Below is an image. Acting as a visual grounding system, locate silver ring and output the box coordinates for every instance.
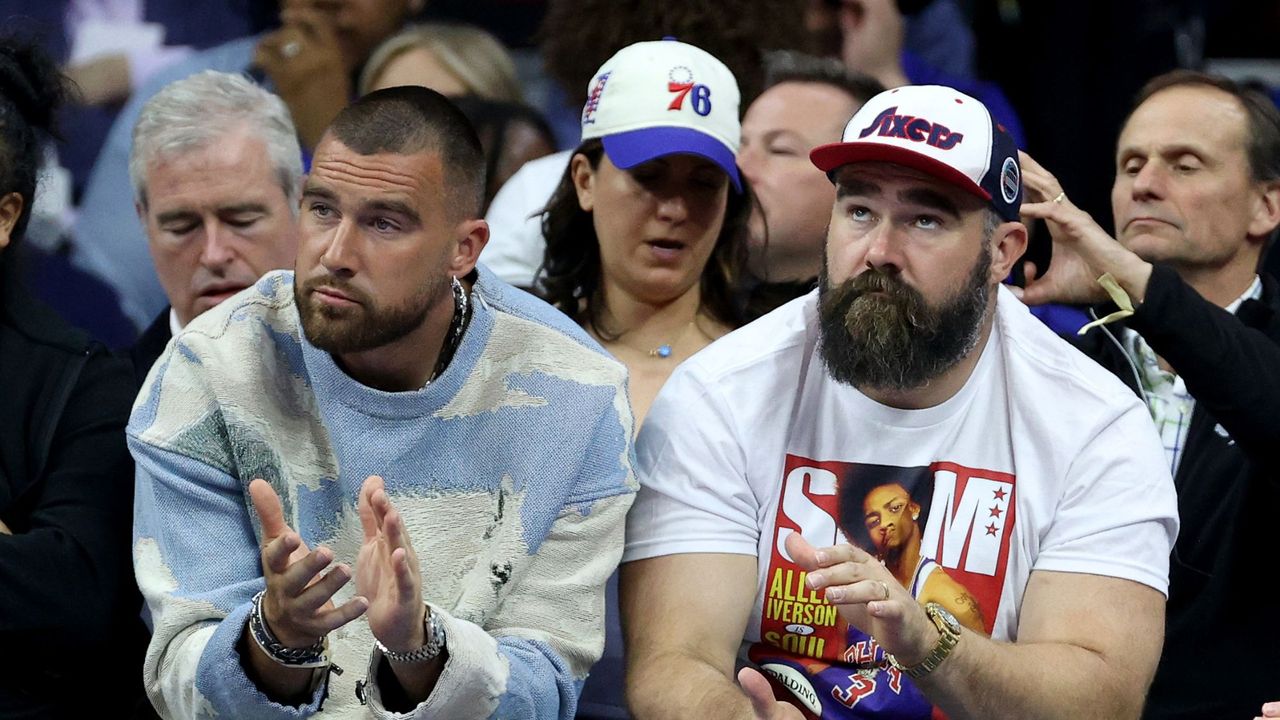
[1052,191,1066,204]
[281,40,302,59]
[877,580,890,600]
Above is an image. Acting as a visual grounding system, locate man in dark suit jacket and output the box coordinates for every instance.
[1015,70,1280,720]
[128,70,301,381]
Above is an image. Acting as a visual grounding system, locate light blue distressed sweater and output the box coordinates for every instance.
[129,267,636,719]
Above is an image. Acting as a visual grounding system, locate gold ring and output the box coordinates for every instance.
[1052,191,1066,204]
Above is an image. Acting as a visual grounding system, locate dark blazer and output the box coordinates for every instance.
[0,275,147,718]
[1071,264,1280,720]
[130,308,173,387]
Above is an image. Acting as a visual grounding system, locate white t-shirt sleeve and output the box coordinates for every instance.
[624,364,762,562]
[481,151,570,288]
[1032,400,1179,596]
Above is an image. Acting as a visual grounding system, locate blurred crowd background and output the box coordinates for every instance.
[1,0,1277,350]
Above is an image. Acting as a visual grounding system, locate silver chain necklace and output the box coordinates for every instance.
[428,276,470,384]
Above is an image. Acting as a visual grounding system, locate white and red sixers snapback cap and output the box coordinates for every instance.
[579,38,742,191]
[810,85,1022,220]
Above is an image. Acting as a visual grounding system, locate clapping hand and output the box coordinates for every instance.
[785,533,939,667]
[249,478,368,649]
[356,475,426,654]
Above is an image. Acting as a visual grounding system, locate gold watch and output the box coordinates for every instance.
[885,602,961,680]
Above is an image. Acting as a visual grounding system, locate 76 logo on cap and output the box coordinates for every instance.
[666,65,712,117]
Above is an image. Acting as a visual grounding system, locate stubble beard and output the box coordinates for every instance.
[817,243,992,392]
[295,273,451,354]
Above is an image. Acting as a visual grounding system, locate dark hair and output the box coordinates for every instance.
[761,50,886,106]
[0,37,69,253]
[835,465,935,554]
[539,139,749,335]
[450,96,556,212]
[539,0,812,108]
[1128,70,1280,186]
[329,85,486,219]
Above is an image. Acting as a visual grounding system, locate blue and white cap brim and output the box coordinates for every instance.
[602,126,742,192]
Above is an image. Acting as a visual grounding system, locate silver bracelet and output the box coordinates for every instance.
[248,590,330,669]
[375,607,447,664]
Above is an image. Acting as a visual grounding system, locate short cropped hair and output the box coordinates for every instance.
[761,50,885,106]
[130,71,302,210]
[1128,70,1280,185]
[328,85,486,219]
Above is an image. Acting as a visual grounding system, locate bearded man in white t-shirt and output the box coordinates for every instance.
[620,85,1180,720]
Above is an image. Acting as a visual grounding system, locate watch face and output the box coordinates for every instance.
[928,603,962,634]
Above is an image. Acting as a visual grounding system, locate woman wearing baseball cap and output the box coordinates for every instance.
[539,38,750,426]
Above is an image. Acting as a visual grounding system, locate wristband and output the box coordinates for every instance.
[1077,272,1135,334]
[248,589,330,669]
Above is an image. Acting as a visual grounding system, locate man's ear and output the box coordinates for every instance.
[0,192,25,252]
[1247,180,1280,240]
[449,218,489,277]
[570,153,596,213]
[988,220,1029,284]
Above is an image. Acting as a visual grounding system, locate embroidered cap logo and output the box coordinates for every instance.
[857,105,964,150]
[582,71,611,126]
[666,65,712,116]
[1000,156,1019,204]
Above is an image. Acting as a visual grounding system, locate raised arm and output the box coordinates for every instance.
[1017,150,1280,464]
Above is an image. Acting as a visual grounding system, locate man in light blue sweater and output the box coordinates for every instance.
[129,86,636,719]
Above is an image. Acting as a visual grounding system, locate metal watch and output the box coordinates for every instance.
[885,602,961,680]
[375,607,447,664]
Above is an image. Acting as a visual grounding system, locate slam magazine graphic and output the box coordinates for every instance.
[748,454,1016,718]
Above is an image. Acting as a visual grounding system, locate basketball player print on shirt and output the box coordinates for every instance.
[749,454,1016,719]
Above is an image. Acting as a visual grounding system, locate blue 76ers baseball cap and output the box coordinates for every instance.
[810,85,1022,220]
[579,38,742,192]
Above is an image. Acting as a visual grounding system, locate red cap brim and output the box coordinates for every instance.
[809,142,992,203]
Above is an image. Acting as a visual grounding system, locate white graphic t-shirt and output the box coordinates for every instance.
[624,288,1178,719]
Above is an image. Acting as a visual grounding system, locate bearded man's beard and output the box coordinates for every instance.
[295,273,450,354]
[817,244,992,391]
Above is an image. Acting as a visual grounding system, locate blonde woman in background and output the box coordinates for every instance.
[359,23,524,102]
[359,23,554,213]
